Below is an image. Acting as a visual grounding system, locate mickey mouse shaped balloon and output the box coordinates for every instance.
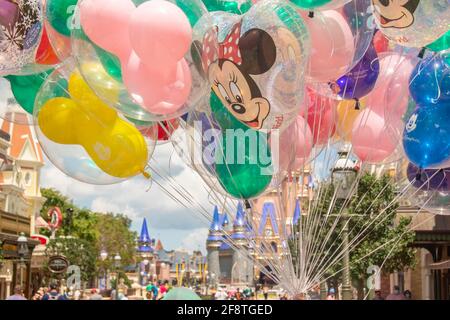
[193,0,310,131]
[372,0,450,48]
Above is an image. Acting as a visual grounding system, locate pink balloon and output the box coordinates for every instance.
[302,10,355,83]
[303,88,337,145]
[279,116,313,171]
[367,53,417,121]
[351,109,397,163]
[80,0,135,60]
[122,52,192,114]
[79,0,193,116]
[129,0,192,66]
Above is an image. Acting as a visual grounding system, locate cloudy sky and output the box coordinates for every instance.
[40,141,213,254]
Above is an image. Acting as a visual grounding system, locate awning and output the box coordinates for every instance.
[428,260,450,270]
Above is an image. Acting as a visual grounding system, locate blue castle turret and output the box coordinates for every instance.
[138,218,153,253]
[232,202,246,241]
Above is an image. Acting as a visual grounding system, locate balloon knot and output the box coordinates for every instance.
[418,48,426,59]
[244,200,251,209]
[354,99,360,110]
[416,170,422,182]
[308,11,314,18]
[142,171,152,179]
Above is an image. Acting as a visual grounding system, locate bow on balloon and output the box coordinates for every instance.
[38,71,149,179]
[79,0,193,115]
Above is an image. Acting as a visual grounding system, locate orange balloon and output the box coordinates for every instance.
[335,99,367,141]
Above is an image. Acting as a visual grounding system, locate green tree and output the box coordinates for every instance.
[39,188,138,285]
[290,173,416,298]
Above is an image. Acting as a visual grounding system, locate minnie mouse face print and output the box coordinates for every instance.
[202,22,276,130]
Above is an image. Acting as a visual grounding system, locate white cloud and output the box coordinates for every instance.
[40,142,214,252]
[177,228,209,253]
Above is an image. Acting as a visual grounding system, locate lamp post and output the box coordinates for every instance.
[113,253,121,299]
[17,232,28,288]
[99,249,108,290]
[331,146,358,300]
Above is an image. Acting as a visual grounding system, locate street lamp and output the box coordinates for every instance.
[113,253,121,299]
[99,249,108,290]
[331,146,358,300]
[17,232,28,287]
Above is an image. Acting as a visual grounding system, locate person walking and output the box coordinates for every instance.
[263,285,269,300]
[89,288,103,300]
[326,288,336,300]
[7,285,27,300]
[403,290,412,300]
[42,284,66,300]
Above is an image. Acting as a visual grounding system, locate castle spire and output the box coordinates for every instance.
[138,218,152,252]
[207,206,223,243]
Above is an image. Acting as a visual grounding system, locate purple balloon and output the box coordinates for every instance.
[0,0,19,30]
[335,44,380,100]
[407,163,450,191]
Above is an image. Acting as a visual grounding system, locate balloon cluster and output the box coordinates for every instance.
[0,0,448,213]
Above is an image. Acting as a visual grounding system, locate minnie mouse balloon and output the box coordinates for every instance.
[0,0,44,75]
[194,0,310,131]
[372,0,450,48]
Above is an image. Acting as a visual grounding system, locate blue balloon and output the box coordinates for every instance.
[335,44,379,100]
[403,103,450,169]
[409,52,450,107]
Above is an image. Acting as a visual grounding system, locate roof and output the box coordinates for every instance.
[258,202,279,236]
[138,218,153,252]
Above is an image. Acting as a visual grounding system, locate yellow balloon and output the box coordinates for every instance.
[336,99,367,141]
[38,72,148,179]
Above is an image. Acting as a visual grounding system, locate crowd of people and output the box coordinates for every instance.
[6,283,414,300]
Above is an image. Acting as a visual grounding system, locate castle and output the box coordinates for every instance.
[206,172,314,288]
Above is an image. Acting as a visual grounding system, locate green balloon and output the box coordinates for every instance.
[202,0,252,14]
[5,70,54,114]
[427,30,450,52]
[289,0,331,10]
[46,0,79,37]
[211,92,273,199]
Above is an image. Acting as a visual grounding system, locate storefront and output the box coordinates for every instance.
[0,233,39,299]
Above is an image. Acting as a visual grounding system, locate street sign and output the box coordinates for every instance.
[48,255,69,274]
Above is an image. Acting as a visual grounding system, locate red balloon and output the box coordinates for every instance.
[303,88,338,145]
[373,30,390,54]
[139,119,179,141]
[36,27,60,65]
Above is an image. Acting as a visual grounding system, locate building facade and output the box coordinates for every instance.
[0,106,45,299]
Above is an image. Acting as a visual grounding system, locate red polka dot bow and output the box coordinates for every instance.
[202,21,243,72]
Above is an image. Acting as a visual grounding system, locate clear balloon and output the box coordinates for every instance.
[33,59,155,185]
[302,0,375,88]
[73,0,210,122]
[0,0,46,75]
[372,0,450,48]
[193,0,310,131]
